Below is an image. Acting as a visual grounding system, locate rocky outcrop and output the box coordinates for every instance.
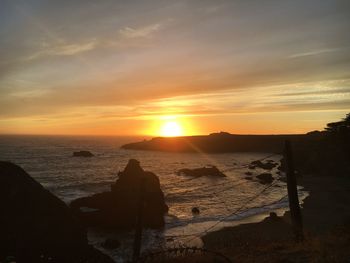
[73,151,94,157]
[70,159,168,229]
[177,166,226,177]
[256,173,274,184]
[0,161,113,263]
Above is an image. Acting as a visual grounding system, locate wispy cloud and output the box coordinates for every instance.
[25,40,98,60]
[23,21,167,61]
[288,48,341,59]
[119,23,162,39]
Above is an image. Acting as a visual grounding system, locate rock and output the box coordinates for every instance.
[73,151,94,157]
[245,171,253,176]
[245,176,253,180]
[0,161,113,263]
[70,159,168,229]
[269,212,278,221]
[177,166,226,177]
[101,238,120,250]
[256,173,274,184]
[250,160,277,170]
[192,207,200,214]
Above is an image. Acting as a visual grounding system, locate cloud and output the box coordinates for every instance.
[25,39,98,60]
[288,48,341,59]
[119,23,162,39]
[21,21,167,62]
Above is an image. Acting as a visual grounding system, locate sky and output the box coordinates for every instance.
[0,0,349,136]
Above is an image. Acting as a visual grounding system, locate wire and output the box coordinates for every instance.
[161,153,285,242]
[181,181,280,245]
[165,192,288,240]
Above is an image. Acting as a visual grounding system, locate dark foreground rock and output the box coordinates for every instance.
[73,151,94,157]
[177,166,226,177]
[0,161,114,263]
[256,173,274,184]
[70,159,168,229]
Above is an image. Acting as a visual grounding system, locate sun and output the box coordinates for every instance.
[160,121,183,137]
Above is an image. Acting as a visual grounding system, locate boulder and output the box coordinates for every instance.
[177,166,226,177]
[256,173,274,184]
[249,160,277,170]
[73,151,94,157]
[0,161,113,263]
[70,159,168,229]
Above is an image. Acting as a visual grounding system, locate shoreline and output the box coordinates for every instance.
[200,172,350,262]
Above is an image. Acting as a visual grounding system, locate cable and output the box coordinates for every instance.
[165,181,288,242]
[181,181,280,245]
[164,153,284,241]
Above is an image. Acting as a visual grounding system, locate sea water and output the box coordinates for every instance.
[0,135,305,262]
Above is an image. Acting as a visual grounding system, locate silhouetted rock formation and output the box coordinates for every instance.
[73,151,94,157]
[121,132,307,153]
[177,166,226,177]
[70,159,168,229]
[249,160,278,170]
[0,161,113,263]
[256,173,274,184]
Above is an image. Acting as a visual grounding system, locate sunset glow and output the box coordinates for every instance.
[160,121,183,137]
[0,1,349,136]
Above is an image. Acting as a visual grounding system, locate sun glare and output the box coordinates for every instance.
[160,121,183,137]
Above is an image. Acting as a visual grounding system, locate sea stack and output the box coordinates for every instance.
[70,159,168,229]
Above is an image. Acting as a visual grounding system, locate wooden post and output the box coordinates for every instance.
[132,177,146,262]
[284,140,304,241]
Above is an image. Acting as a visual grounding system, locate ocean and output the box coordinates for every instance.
[0,135,305,262]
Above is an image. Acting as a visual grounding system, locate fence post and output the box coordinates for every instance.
[284,140,304,241]
[132,177,146,262]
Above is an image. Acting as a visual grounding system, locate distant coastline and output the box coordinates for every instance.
[121,132,313,153]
